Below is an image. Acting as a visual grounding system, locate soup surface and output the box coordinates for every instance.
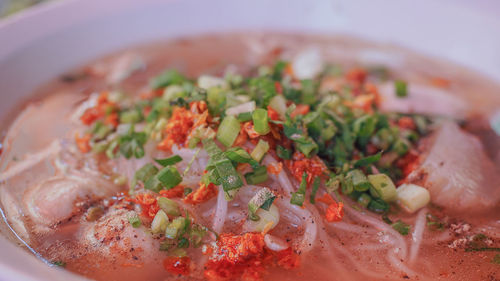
[0,33,499,281]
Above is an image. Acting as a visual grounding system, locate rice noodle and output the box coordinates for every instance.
[409,208,427,263]
[344,204,408,260]
[0,140,60,182]
[212,185,228,233]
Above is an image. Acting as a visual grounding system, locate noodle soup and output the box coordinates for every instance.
[0,33,499,281]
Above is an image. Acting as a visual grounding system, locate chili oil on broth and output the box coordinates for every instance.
[0,33,499,281]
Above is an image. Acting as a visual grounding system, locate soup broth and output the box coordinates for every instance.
[0,33,499,281]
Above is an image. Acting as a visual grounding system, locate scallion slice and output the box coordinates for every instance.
[309,177,321,204]
[157,197,180,216]
[155,155,183,167]
[225,147,259,167]
[248,188,276,220]
[128,216,142,228]
[216,115,241,147]
[276,145,292,160]
[252,108,271,135]
[394,80,408,98]
[157,166,183,190]
[290,173,307,206]
[236,112,253,122]
[244,165,268,185]
[203,139,244,198]
[250,139,270,162]
[368,173,397,202]
[347,169,372,192]
[391,220,410,235]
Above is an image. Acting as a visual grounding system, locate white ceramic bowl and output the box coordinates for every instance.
[0,0,499,280]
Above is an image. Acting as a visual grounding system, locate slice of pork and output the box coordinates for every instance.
[378,82,468,119]
[23,173,120,232]
[408,121,500,212]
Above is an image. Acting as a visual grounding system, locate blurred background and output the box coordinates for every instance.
[0,0,53,18]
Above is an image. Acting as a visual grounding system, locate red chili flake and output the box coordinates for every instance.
[80,92,117,126]
[325,201,344,222]
[397,117,416,130]
[157,101,209,152]
[290,104,310,119]
[396,149,420,179]
[183,182,218,205]
[275,248,300,269]
[159,185,185,199]
[75,133,92,153]
[267,106,281,121]
[430,77,451,88]
[204,232,301,281]
[284,151,328,185]
[274,81,283,94]
[345,68,367,85]
[163,256,190,276]
[134,193,159,220]
[267,162,283,175]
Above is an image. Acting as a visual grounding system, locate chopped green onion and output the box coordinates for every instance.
[396,183,430,213]
[91,121,112,140]
[128,216,142,228]
[236,112,253,122]
[216,115,241,147]
[368,173,397,202]
[157,166,183,190]
[391,220,410,235]
[144,176,163,192]
[341,174,354,195]
[276,145,292,160]
[151,210,169,234]
[155,155,183,167]
[394,80,408,98]
[203,139,243,197]
[296,138,319,157]
[368,198,389,213]
[184,188,193,196]
[426,213,445,231]
[492,254,500,264]
[150,69,186,89]
[157,197,180,216]
[165,217,188,239]
[132,163,158,188]
[52,261,66,267]
[354,152,382,168]
[120,109,142,124]
[176,237,190,248]
[225,147,258,167]
[189,225,208,248]
[207,87,226,116]
[119,131,147,159]
[268,95,287,119]
[392,138,410,156]
[248,188,276,220]
[250,139,270,162]
[252,108,271,135]
[290,173,307,206]
[309,177,321,204]
[244,165,268,185]
[325,175,341,193]
[357,193,372,207]
[347,169,372,192]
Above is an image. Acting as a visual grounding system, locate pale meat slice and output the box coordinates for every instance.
[23,173,119,231]
[79,209,166,281]
[378,82,468,119]
[408,121,500,212]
